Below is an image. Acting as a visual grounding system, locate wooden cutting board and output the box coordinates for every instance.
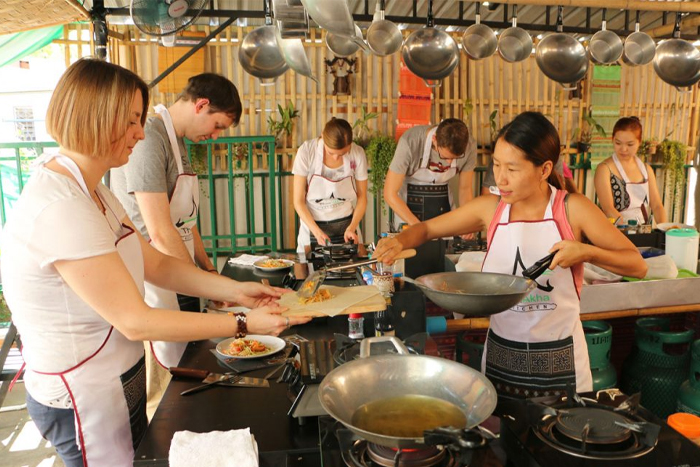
[281,285,387,318]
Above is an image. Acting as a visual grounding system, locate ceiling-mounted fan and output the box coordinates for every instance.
[130,0,207,44]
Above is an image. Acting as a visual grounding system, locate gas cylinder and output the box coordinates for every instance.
[678,340,700,416]
[620,317,694,419]
[583,320,617,391]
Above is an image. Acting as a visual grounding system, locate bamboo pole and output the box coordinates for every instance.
[388,52,395,137]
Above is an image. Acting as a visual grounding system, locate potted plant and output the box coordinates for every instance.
[188,143,209,175]
[657,139,687,221]
[267,101,299,149]
[365,133,397,227]
[573,112,606,154]
[353,106,379,148]
[637,138,659,164]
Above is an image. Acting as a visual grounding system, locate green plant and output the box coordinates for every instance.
[462,99,474,121]
[189,143,208,175]
[267,101,299,145]
[637,138,658,163]
[573,112,607,146]
[353,106,379,148]
[488,109,499,145]
[658,139,687,221]
[0,292,10,325]
[365,134,397,214]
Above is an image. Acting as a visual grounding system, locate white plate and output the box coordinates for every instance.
[216,335,286,359]
[253,258,295,271]
[657,222,696,232]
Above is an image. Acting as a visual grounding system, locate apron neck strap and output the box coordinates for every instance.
[35,152,91,197]
[154,104,185,175]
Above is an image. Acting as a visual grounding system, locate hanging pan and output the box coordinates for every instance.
[401,0,459,88]
[498,5,532,63]
[588,9,623,65]
[239,0,289,86]
[536,6,589,91]
[461,1,497,60]
[366,0,403,57]
[653,12,700,92]
[623,11,656,66]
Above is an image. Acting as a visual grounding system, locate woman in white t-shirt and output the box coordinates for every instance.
[292,118,369,253]
[0,58,310,467]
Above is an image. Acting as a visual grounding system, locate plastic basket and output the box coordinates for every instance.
[397,96,432,124]
[395,121,422,141]
[399,66,432,97]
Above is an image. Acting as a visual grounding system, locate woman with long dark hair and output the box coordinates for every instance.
[374,111,646,398]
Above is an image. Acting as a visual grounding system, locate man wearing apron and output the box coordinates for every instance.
[482,187,592,399]
[111,74,241,417]
[293,118,368,253]
[384,119,477,231]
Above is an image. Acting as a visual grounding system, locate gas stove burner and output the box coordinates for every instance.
[333,333,427,365]
[534,403,657,460]
[342,439,458,467]
[367,443,448,467]
[315,242,359,262]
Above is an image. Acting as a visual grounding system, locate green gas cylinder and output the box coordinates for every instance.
[583,320,617,391]
[678,340,700,416]
[620,317,694,419]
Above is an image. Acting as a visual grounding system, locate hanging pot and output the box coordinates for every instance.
[319,337,497,449]
[588,10,623,65]
[299,0,368,52]
[275,29,319,84]
[623,11,656,66]
[271,0,309,39]
[497,5,532,63]
[401,0,459,88]
[326,24,364,57]
[536,6,588,90]
[239,0,288,85]
[653,13,700,91]
[366,0,402,57]
[461,2,497,60]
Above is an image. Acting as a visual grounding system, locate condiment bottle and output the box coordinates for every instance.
[348,313,365,340]
[667,412,700,447]
[627,219,638,234]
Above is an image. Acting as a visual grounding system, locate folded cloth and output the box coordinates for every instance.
[583,263,623,285]
[170,428,258,467]
[228,254,268,266]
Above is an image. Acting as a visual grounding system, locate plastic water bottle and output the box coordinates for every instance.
[348,313,365,339]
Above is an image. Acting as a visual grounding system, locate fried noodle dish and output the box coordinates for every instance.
[258,259,290,268]
[299,288,333,305]
[225,338,272,357]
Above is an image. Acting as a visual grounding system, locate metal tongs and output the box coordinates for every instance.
[522,252,557,280]
[296,249,417,298]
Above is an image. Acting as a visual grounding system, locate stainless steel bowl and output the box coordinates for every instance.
[239,25,289,85]
[623,31,656,66]
[498,26,532,63]
[402,27,459,87]
[275,30,318,83]
[536,32,589,90]
[653,38,700,89]
[461,23,498,60]
[367,17,402,56]
[588,29,623,64]
[326,24,363,57]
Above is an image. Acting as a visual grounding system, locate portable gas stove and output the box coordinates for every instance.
[498,388,700,467]
[309,243,362,280]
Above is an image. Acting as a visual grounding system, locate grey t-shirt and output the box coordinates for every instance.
[389,125,477,177]
[110,116,194,240]
[481,156,564,188]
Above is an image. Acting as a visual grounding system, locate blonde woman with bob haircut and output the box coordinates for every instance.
[292,117,369,252]
[1,58,310,467]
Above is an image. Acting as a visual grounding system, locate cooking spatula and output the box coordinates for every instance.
[296,249,417,298]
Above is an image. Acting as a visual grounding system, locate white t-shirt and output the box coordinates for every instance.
[1,165,130,408]
[292,138,368,182]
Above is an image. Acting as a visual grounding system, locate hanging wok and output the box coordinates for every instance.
[318,337,497,449]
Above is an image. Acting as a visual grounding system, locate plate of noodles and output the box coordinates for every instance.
[253,258,295,271]
[215,335,286,359]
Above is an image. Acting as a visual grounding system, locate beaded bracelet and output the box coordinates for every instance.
[228,312,247,338]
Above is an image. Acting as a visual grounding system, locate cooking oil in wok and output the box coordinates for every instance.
[350,394,467,438]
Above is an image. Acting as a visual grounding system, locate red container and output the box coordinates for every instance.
[397,96,432,124]
[395,121,422,141]
[399,65,432,97]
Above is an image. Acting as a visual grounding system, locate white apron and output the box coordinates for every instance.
[393,127,457,229]
[33,153,147,466]
[296,139,360,252]
[612,153,649,224]
[481,187,592,397]
[145,104,200,369]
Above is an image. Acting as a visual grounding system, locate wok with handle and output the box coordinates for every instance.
[318,336,497,449]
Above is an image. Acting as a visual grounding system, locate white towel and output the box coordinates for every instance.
[169,429,258,467]
[227,254,269,266]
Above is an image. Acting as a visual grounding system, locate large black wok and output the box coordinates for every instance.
[318,337,497,449]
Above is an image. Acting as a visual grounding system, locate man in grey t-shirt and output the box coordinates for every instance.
[384,119,477,229]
